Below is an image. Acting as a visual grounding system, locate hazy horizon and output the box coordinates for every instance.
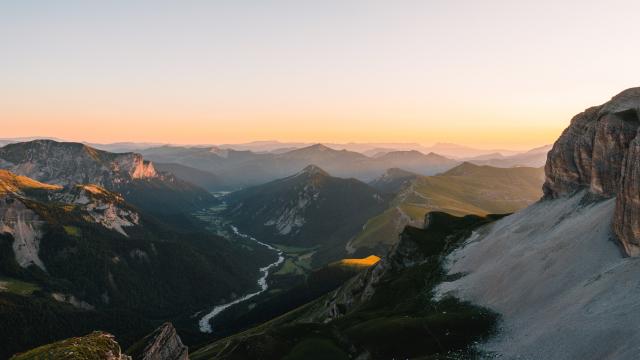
[4,1,639,148]
[0,136,550,152]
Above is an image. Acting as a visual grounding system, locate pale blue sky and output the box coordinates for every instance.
[1,0,639,148]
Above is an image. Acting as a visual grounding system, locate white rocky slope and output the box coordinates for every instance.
[56,184,140,237]
[0,196,47,271]
[0,171,142,274]
[436,192,640,360]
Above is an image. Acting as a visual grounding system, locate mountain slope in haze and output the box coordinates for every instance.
[154,162,230,191]
[368,167,420,194]
[348,162,545,256]
[371,150,458,175]
[0,169,274,358]
[141,144,460,188]
[420,142,521,158]
[468,144,552,168]
[224,165,389,265]
[0,140,215,215]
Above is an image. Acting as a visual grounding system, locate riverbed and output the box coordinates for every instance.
[198,225,284,333]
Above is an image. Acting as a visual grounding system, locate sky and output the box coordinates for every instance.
[1,0,639,150]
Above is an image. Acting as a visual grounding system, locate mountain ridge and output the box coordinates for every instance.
[0,140,216,216]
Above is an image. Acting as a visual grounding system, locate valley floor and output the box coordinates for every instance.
[437,192,640,359]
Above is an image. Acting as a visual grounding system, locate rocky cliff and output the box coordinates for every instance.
[544,87,640,255]
[128,323,188,360]
[0,195,47,271]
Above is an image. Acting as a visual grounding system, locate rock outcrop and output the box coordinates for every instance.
[544,88,640,255]
[0,195,46,271]
[128,323,188,360]
[57,184,140,237]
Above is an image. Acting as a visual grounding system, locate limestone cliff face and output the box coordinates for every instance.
[0,196,46,271]
[544,88,640,255]
[56,184,141,237]
[128,323,189,360]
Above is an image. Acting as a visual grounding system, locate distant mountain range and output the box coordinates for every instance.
[0,137,543,158]
[217,141,524,158]
[0,137,548,189]
[466,144,551,168]
[140,143,460,188]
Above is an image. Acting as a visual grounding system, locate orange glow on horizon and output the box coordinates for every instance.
[1,100,569,150]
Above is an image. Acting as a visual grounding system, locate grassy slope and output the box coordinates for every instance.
[350,163,544,254]
[10,331,125,360]
[0,169,62,195]
[0,277,40,296]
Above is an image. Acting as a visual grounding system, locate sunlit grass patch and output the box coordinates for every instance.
[0,277,40,296]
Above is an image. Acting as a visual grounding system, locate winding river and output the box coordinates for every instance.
[198,225,284,333]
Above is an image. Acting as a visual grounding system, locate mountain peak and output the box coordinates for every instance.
[308,143,332,151]
[300,164,330,177]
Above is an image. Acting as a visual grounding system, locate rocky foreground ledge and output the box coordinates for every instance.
[10,323,188,360]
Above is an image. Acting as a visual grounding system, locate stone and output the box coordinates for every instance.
[543,87,640,255]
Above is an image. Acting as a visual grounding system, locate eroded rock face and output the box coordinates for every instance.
[544,87,640,255]
[0,196,46,271]
[56,184,140,237]
[129,323,188,360]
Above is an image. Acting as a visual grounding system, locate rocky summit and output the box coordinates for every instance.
[128,323,189,360]
[544,88,640,255]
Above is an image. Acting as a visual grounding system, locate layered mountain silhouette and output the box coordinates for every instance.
[141,144,460,188]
